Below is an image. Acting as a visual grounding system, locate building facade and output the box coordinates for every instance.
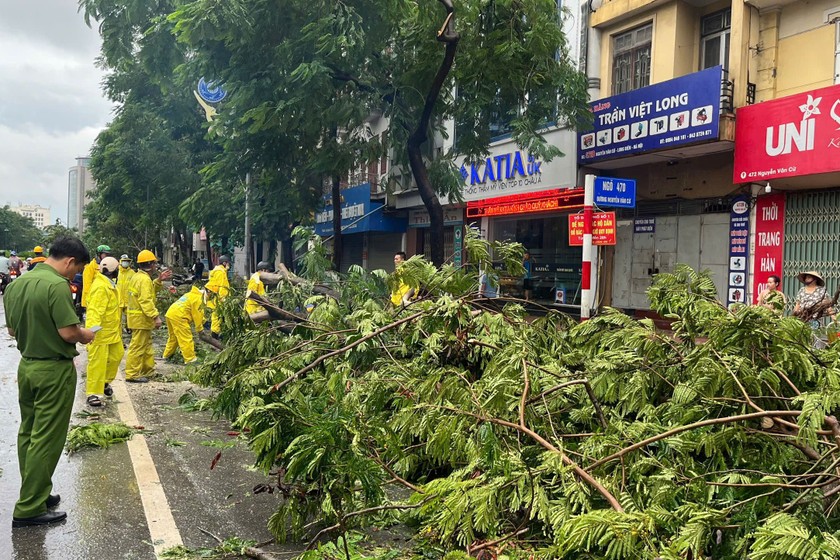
[68,156,96,233]
[10,204,51,229]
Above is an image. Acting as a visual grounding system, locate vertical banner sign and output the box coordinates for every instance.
[752,193,786,303]
[569,212,617,246]
[453,226,463,268]
[727,196,750,306]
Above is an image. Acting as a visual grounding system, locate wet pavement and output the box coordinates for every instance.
[0,295,297,559]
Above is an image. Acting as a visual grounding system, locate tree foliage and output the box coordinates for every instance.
[189,250,840,558]
[0,206,44,251]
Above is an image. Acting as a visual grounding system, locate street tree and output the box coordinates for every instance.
[0,206,43,252]
[167,0,590,266]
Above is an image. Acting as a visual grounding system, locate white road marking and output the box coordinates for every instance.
[112,377,184,557]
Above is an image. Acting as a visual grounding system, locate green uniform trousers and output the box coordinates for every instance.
[125,328,155,380]
[16,358,76,519]
[86,341,125,395]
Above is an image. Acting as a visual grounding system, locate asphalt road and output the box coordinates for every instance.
[0,293,293,559]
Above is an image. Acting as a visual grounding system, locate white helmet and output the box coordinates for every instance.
[99,256,120,275]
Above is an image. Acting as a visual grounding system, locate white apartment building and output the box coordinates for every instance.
[68,156,96,233]
[10,204,51,229]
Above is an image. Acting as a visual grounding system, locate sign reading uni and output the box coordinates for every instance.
[579,66,722,164]
[752,194,786,303]
[734,83,840,182]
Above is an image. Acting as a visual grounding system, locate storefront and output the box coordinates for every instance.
[580,66,739,311]
[315,183,407,272]
[406,207,465,266]
[733,82,840,306]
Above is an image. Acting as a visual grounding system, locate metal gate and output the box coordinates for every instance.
[783,191,840,303]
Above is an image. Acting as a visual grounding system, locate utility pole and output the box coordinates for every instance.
[244,172,252,276]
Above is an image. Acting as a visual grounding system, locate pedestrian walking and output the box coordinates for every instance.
[162,285,207,364]
[84,257,124,407]
[205,255,231,338]
[3,237,95,527]
[191,257,205,283]
[244,261,271,315]
[81,244,111,309]
[28,246,46,269]
[125,250,171,382]
[522,250,534,301]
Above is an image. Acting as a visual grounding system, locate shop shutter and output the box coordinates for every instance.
[783,191,840,305]
[341,234,365,272]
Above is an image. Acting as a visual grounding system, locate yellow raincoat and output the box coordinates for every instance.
[85,272,124,396]
[205,264,230,334]
[163,286,206,364]
[244,272,266,315]
[117,266,135,311]
[80,259,99,308]
[125,270,161,379]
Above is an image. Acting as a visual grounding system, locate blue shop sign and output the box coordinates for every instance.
[314,183,407,236]
[579,66,723,164]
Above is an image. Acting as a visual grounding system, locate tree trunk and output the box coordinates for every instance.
[407,0,459,267]
[331,174,343,272]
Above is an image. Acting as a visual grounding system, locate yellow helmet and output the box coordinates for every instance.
[136,249,157,264]
[33,246,43,253]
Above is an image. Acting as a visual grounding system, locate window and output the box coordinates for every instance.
[612,24,652,95]
[701,9,730,71]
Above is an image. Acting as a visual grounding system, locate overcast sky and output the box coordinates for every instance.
[0,0,114,225]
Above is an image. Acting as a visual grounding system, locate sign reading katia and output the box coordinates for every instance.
[579,67,722,164]
[568,212,617,246]
[594,177,636,208]
[734,83,840,181]
[752,194,786,303]
[726,196,750,306]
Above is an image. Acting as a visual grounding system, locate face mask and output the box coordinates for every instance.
[120,261,130,268]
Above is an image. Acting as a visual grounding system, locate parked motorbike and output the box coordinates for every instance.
[170,273,196,287]
[0,272,9,295]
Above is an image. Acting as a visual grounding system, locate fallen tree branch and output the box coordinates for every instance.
[198,331,224,351]
[305,502,425,550]
[427,404,624,512]
[587,410,803,471]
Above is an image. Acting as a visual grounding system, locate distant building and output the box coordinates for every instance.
[68,156,96,233]
[11,204,51,229]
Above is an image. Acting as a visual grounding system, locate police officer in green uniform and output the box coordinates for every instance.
[3,237,95,527]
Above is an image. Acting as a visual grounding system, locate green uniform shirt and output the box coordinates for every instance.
[3,263,80,359]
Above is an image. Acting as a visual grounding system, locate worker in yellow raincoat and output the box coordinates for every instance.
[81,244,111,309]
[125,250,171,382]
[205,255,231,338]
[117,254,135,327]
[84,257,124,407]
[244,261,272,316]
[163,285,207,364]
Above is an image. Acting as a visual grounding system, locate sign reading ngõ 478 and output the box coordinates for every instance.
[734,83,840,182]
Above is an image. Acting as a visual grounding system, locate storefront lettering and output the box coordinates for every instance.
[461,151,543,186]
[766,120,815,156]
[315,203,365,224]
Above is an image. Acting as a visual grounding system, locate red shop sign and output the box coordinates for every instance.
[569,212,617,246]
[752,193,786,303]
[734,83,840,182]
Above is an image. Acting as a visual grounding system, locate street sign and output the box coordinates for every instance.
[594,177,636,208]
[569,212,617,246]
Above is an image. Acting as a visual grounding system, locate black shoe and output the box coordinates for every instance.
[46,494,60,508]
[104,383,113,397]
[12,511,67,527]
[126,377,149,383]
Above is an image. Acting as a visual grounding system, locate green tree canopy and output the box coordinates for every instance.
[0,206,44,252]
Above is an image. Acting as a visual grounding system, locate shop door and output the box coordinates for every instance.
[612,215,727,309]
[783,191,840,305]
[612,216,677,309]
